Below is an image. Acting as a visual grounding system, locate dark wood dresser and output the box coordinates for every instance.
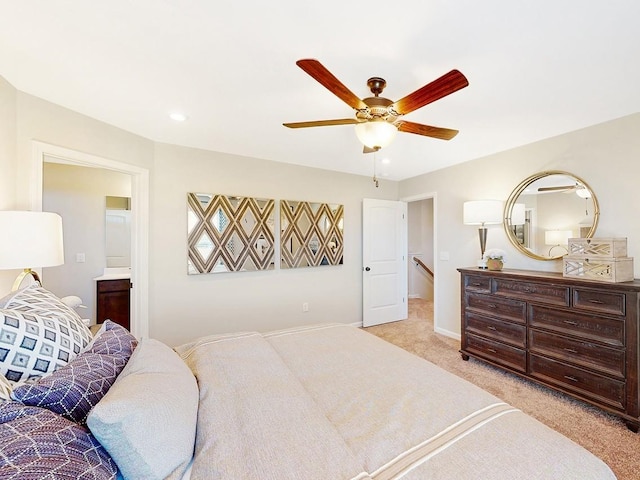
[458,267,640,431]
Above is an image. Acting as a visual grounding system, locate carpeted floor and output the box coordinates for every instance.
[364,298,639,480]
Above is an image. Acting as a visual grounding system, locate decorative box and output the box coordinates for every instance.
[563,256,634,283]
[568,237,628,259]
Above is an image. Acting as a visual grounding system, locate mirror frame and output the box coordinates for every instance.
[503,170,600,261]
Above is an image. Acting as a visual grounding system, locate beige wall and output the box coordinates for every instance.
[42,163,132,323]
[399,112,640,337]
[2,74,638,345]
[150,143,397,344]
[15,92,154,209]
[0,77,18,287]
[0,75,398,345]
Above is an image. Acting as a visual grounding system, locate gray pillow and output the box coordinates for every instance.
[86,338,198,480]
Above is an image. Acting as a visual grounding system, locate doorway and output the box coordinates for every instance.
[29,141,149,338]
[42,162,132,326]
[403,192,436,331]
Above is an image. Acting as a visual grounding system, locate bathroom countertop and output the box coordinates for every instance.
[93,268,131,281]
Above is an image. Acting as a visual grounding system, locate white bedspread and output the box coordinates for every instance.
[177,324,616,480]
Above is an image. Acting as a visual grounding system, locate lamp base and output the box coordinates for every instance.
[11,269,41,292]
[476,259,487,269]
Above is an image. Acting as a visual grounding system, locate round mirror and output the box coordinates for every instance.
[504,170,599,261]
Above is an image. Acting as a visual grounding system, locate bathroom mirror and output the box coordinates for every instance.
[504,171,599,261]
[281,200,344,268]
[187,193,275,274]
[105,196,131,267]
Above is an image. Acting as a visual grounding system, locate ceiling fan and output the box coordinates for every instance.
[283,59,469,152]
[538,183,592,198]
[538,183,582,193]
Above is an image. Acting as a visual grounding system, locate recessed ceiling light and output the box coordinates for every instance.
[169,112,187,122]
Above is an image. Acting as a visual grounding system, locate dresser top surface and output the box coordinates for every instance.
[458,267,640,290]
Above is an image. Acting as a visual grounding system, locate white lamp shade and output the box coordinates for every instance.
[0,211,64,270]
[545,230,572,246]
[354,121,398,149]
[463,200,504,225]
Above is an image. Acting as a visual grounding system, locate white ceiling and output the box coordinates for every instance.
[1,1,639,180]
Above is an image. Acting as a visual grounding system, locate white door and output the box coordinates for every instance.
[362,199,408,327]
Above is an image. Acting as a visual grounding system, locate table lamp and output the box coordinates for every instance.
[463,200,504,268]
[0,211,64,291]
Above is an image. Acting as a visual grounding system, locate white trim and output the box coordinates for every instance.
[30,141,150,339]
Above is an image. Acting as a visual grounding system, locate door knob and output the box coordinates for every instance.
[365,267,371,271]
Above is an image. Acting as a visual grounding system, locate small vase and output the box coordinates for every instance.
[486,258,503,271]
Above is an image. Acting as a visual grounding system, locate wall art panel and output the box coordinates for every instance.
[281,200,344,268]
[187,193,275,274]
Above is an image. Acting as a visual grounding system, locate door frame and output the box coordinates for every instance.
[400,191,441,334]
[29,141,149,339]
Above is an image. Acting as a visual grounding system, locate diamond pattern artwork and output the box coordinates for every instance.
[281,200,344,268]
[0,402,118,479]
[187,193,275,274]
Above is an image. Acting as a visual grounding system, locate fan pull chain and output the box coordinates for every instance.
[372,151,379,188]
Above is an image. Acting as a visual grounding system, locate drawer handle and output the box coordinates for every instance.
[563,320,578,326]
[487,326,497,331]
[487,348,497,353]
[563,348,578,354]
[564,375,579,383]
[588,299,604,305]
[471,282,481,286]
[487,303,498,309]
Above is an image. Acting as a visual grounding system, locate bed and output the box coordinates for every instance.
[0,285,617,479]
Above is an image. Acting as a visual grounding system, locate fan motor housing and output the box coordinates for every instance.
[358,96,397,122]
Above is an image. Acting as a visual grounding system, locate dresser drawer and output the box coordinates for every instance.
[493,279,569,306]
[465,334,526,373]
[573,288,625,316]
[466,293,526,324]
[464,275,491,293]
[529,330,625,379]
[529,354,625,411]
[529,304,624,347]
[466,312,526,348]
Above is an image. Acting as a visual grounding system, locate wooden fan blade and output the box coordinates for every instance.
[391,70,469,115]
[396,121,459,140]
[296,59,367,110]
[283,118,359,128]
[538,185,576,192]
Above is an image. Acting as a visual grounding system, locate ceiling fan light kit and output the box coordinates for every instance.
[284,59,469,151]
[354,120,398,150]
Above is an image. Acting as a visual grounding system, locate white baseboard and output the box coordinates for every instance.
[434,326,461,341]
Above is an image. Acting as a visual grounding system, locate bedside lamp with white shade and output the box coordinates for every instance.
[0,211,64,291]
[463,200,504,268]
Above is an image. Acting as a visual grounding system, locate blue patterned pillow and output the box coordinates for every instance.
[0,308,89,383]
[0,401,118,479]
[10,350,131,425]
[0,285,94,384]
[87,320,137,357]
